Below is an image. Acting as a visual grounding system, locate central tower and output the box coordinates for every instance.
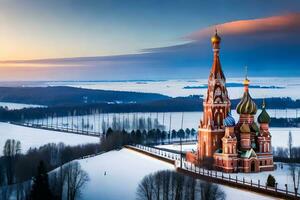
[198,31,231,159]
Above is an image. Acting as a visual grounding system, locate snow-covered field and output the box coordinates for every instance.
[0,122,99,156]
[0,102,45,110]
[48,77,300,100]
[77,148,274,200]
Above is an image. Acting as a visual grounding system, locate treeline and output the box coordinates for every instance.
[102,127,197,148]
[270,118,300,127]
[273,131,300,163]
[1,96,300,122]
[0,86,170,106]
[273,147,300,163]
[0,140,99,187]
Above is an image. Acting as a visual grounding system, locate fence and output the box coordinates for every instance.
[10,121,101,137]
[129,144,300,200]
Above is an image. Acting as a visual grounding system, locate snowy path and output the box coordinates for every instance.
[78,148,275,200]
[0,122,99,156]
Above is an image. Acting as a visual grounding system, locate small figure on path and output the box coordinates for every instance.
[104,171,107,176]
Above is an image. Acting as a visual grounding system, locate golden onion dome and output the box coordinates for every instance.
[236,90,257,115]
[211,30,221,44]
[236,76,257,115]
[243,78,250,86]
[240,123,250,133]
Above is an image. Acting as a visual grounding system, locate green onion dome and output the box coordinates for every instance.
[224,113,235,127]
[258,100,270,124]
[240,123,250,133]
[236,86,257,115]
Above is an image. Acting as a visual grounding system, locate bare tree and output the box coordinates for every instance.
[288,130,293,158]
[64,161,89,200]
[289,163,300,195]
[0,185,12,200]
[199,182,226,200]
[3,139,21,184]
[137,175,154,200]
[136,170,225,200]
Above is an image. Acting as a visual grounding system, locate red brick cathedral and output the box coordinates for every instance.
[186,31,274,173]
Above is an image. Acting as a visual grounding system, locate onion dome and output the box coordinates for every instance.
[258,100,271,124]
[236,76,257,115]
[224,113,236,127]
[240,123,250,133]
[211,30,221,44]
[251,122,259,133]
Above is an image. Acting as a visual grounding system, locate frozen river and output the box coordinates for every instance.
[48,77,300,100]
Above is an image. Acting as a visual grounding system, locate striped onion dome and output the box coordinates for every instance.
[240,123,250,133]
[223,113,235,127]
[258,100,270,124]
[236,86,257,115]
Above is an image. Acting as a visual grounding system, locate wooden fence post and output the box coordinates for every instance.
[236,176,237,183]
[258,180,260,188]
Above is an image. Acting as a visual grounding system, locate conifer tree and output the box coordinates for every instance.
[30,161,52,200]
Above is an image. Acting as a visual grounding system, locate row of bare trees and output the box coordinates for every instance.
[137,170,225,200]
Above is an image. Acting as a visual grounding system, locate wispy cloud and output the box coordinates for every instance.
[186,13,300,41]
[1,13,300,80]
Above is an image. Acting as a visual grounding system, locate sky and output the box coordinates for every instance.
[0,0,300,81]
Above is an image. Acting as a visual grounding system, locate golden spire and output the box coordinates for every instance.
[262,98,266,109]
[243,66,250,90]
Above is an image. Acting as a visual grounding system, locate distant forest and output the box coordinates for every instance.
[0,96,300,123]
[0,86,300,123]
[0,86,170,106]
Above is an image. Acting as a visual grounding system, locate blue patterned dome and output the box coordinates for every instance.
[224,113,236,127]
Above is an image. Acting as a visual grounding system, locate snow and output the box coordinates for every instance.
[78,148,173,200]
[47,77,300,100]
[219,185,276,200]
[0,122,99,156]
[77,148,274,200]
[156,143,197,152]
[0,102,45,110]
[232,162,300,193]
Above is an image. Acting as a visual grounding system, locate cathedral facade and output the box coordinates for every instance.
[186,31,274,173]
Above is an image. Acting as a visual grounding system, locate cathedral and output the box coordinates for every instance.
[186,31,274,173]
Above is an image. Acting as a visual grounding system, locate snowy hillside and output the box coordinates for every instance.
[77,148,274,200]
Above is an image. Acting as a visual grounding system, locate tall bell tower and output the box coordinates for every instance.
[198,30,231,159]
